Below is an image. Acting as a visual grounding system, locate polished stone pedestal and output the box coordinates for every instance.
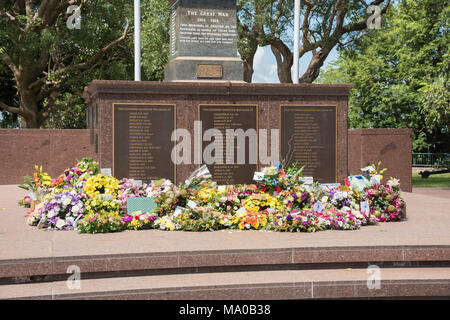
[84,81,353,185]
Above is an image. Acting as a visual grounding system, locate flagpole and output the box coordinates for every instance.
[134,0,141,81]
[293,0,300,84]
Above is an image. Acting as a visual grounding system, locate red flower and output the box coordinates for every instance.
[344,178,350,187]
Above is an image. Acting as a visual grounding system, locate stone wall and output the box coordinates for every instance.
[0,128,412,191]
[0,129,96,185]
[348,129,413,192]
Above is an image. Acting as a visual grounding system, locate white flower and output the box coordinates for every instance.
[47,209,57,218]
[72,203,81,214]
[263,166,277,175]
[56,219,66,229]
[387,178,400,187]
[361,166,376,173]
[321,196,329,203]
[62,196,72,207]
[333,192,343,200]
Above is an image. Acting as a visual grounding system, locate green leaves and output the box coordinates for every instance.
[318,0,449,152]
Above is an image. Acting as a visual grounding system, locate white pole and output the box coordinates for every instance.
[293,0,300,84]
[134,0,141,81]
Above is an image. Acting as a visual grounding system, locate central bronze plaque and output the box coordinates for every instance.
[199,105,258,185]
[113,104,176,183]
[197,64,223,79]
[280,105,337,183]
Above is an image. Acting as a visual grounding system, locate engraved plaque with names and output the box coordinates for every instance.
[280,106,337,183]
[200,105,258,185]
[113,104,176,183]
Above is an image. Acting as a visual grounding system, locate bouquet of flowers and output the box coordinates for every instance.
[18,165,52,202]
[272,209,327,233]
[154,215,180,231]
[278,186,314,212]
[83,174,120,199]
[154,185,191,216]
[172,206,223,232]
[118,178,146,210]
[243,192,283,213]
[77,198,124,233]
[144,179,173,197]
[195,187,241,215]
[77,211,125,234]
[231,209,270,230]
[18,195,32,208]
[256,162,304,195]
[27,190,85,230]
[122,211,158,231]
[76,158,99,175]
[184,165,215,190]
[364,180,405,222]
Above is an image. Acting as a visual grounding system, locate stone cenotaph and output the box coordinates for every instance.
[84,0,353,185]
[165,0,244,82]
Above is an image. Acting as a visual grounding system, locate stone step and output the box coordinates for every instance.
[2,267,449,300]
[1,245,449,281]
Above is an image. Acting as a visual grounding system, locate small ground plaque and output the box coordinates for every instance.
[199,104,258,185]
[113,104,176,183]
[280,105,337,183]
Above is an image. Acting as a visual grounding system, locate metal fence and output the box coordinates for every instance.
[412,153,450,168]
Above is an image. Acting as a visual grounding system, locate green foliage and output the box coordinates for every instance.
[318,0,449,152]
[412,173,450,188]
[141,0,170,81]
[0,0,171,128]
[0,63,19,127]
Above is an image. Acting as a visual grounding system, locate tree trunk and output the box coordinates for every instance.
[299,48,331,83]
[18,86,41,128]
[241,38,259,83]
[271,45,293,83]
[243,60,254,83]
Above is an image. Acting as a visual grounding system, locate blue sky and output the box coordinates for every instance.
[252,45,338,83]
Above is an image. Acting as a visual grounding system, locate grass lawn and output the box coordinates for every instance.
[412,173,450,188]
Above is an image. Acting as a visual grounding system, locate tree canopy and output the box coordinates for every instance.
[237,0,391,83]
[318,0,449,152]
[0,0,169,128]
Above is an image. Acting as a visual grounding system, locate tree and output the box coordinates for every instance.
[0,1,131,128]
[237,0,391,83]
[141,0,170,81]
[317,0,450,152]
[0,61,19,127]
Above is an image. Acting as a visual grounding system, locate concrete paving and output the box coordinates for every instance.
[413,188,450,199]
[0,185,450,261]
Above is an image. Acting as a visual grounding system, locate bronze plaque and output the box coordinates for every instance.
[113,104,176,183]
[197,64,223,79]
[199,105,258,185]
[280,105,337,183]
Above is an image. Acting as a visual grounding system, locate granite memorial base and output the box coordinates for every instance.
[84,81,352,185]
[348,128,413,192]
